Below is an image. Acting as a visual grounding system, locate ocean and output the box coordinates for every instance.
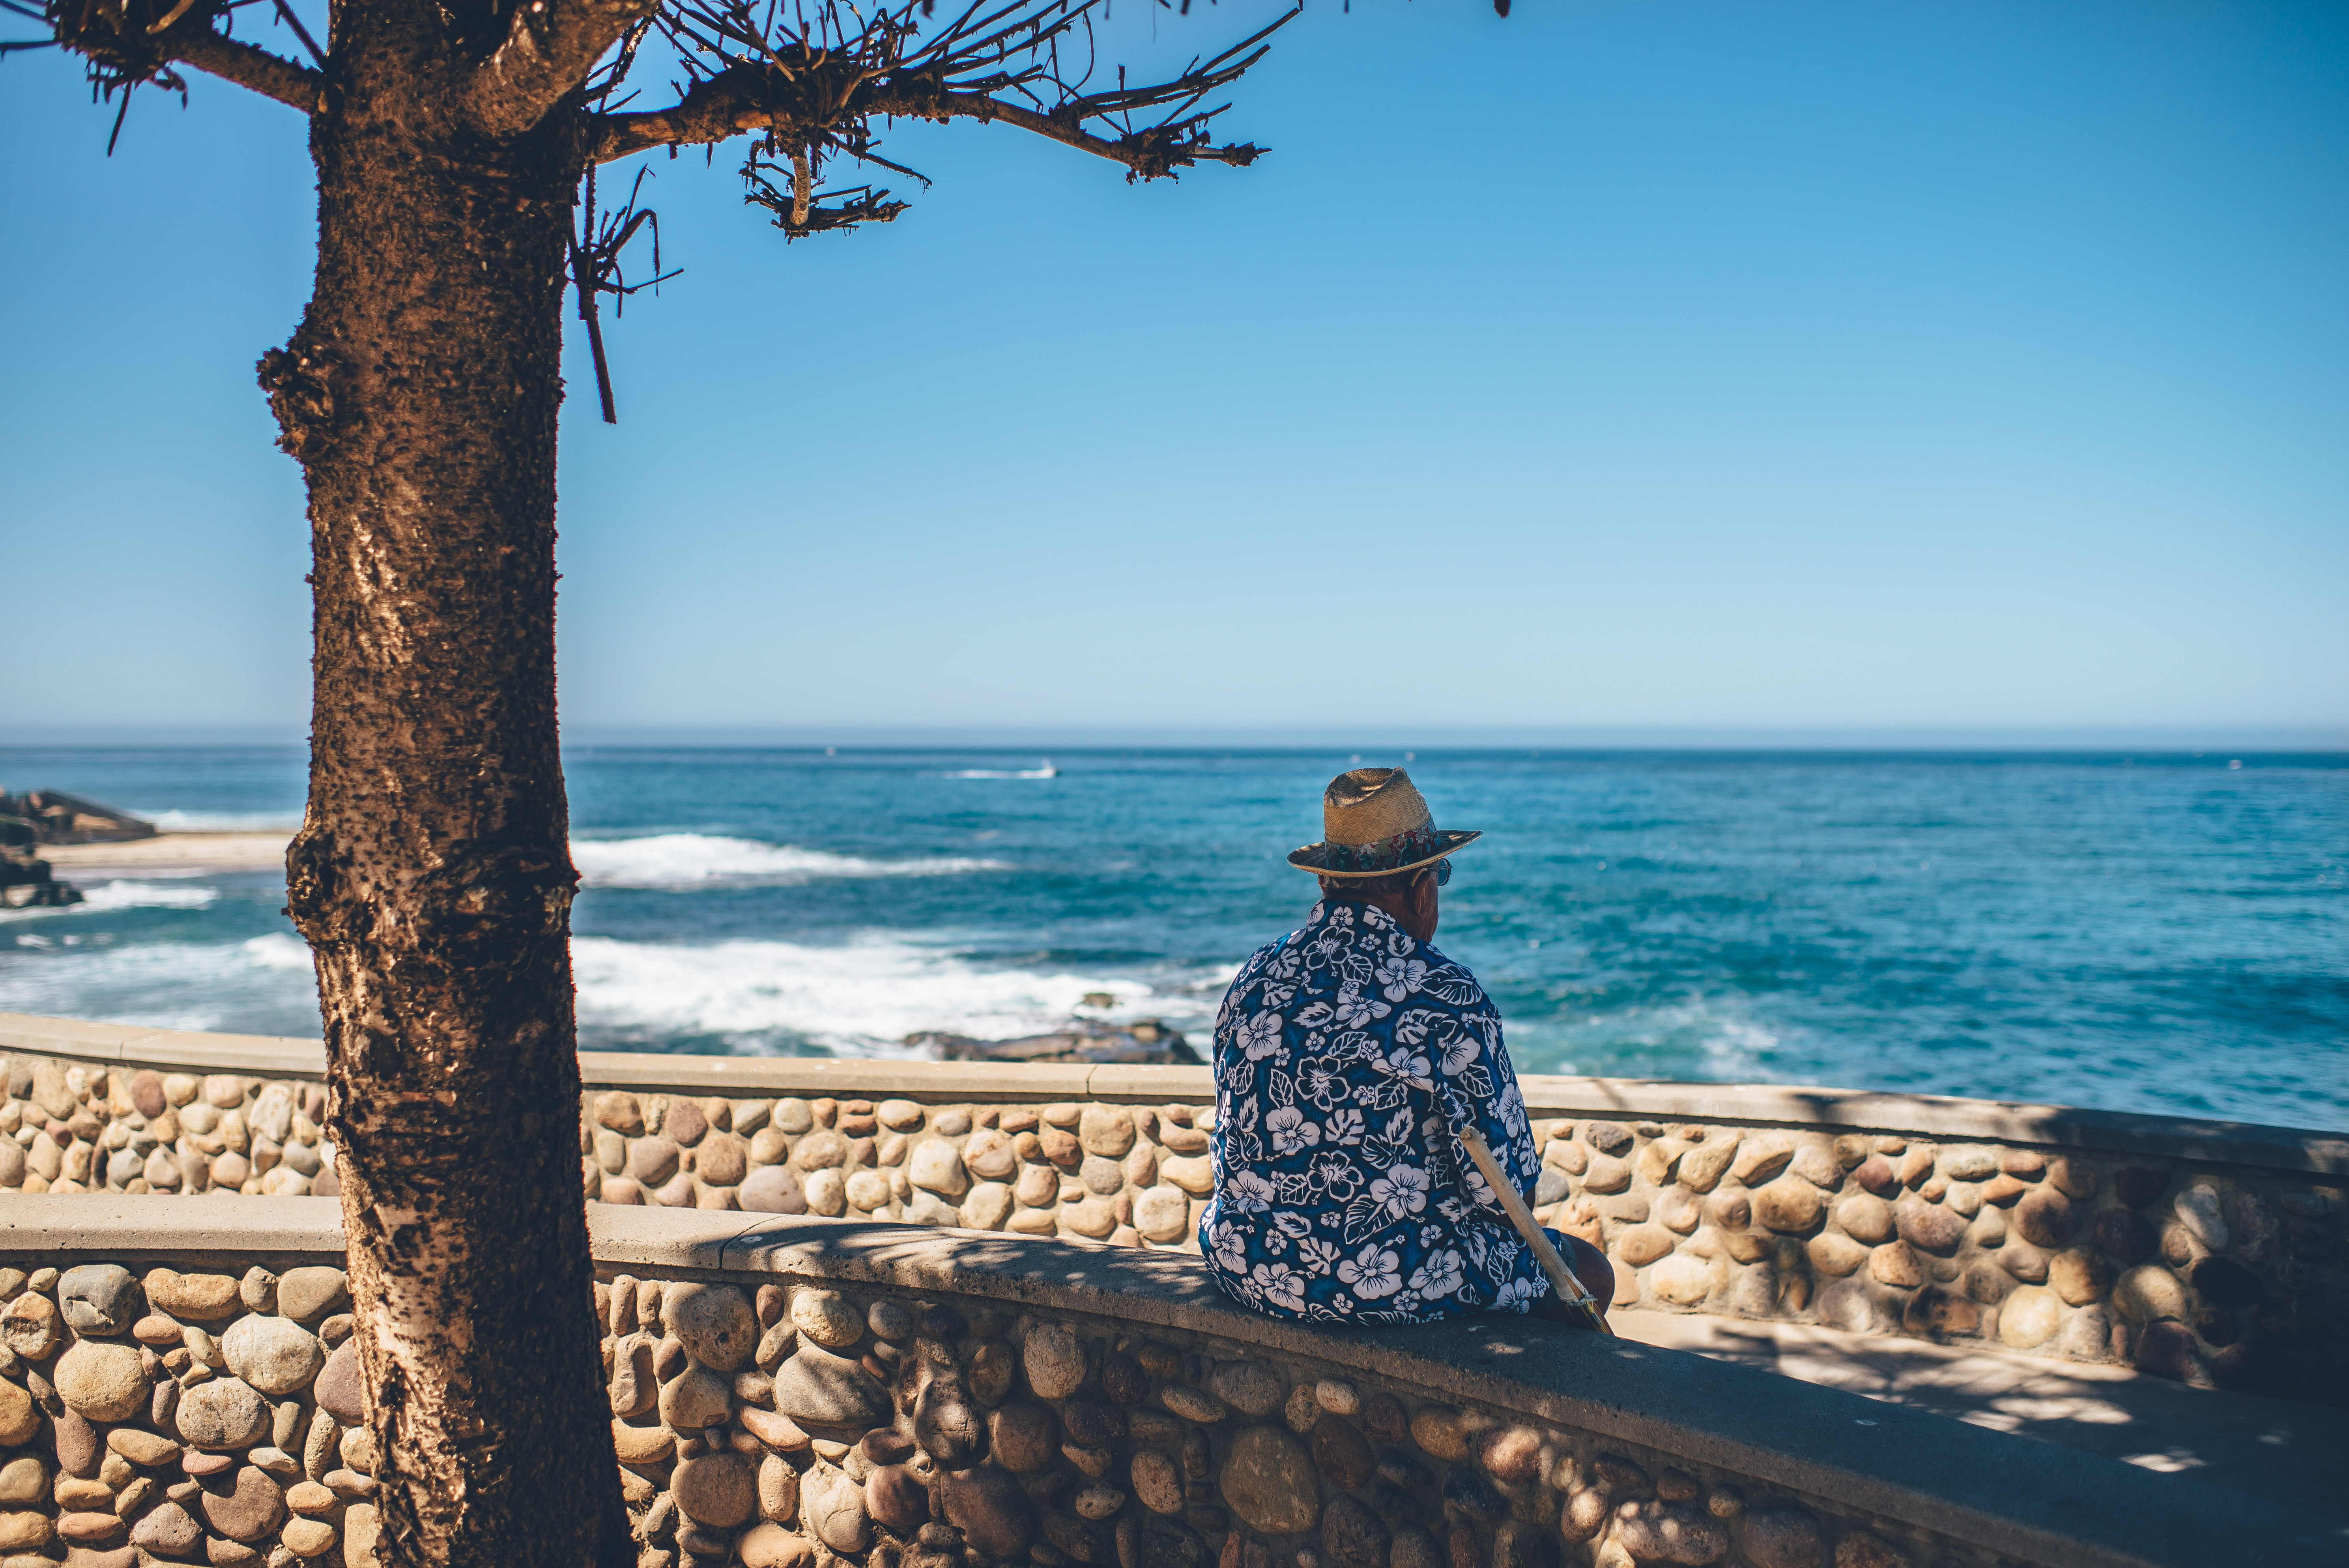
[2,746,2342,1131]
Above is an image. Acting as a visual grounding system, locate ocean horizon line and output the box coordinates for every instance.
[6,723,2346,753]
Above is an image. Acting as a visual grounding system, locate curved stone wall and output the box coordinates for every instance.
[0,1199,2326,1568]
[3,1013,2343,1405]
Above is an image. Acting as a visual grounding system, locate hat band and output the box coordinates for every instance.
[1321,820,1442,874]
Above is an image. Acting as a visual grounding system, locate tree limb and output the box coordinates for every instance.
[589,73,1261,173]
[464,0,652,138]
[165,23,321,109]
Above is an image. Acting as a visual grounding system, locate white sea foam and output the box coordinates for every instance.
[79,881,221,910]
[570,934,1200,1055]
[0,881,221,921]
[943,763,1058,780]
[570,835,1011,890]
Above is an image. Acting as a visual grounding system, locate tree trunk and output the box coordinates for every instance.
[270,4,626,1562]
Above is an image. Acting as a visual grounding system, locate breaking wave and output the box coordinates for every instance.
[570,835,1011,890]
[569,934,1200,1055]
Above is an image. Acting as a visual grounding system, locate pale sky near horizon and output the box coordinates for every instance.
[3,0,2344,736]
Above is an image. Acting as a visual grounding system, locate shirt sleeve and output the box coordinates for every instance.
[1431,993,1540,1215]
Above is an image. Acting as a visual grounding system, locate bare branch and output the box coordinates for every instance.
[587,5,1292,173]
[35,0,324,117]
[167,21,320,108]
[464,0,654,138]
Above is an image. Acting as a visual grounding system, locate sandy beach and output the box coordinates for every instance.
[41,832,292,878]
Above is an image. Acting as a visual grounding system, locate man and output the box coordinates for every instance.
[1198,766,1612,1326]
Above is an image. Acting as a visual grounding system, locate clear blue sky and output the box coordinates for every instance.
[4,0,2344,739]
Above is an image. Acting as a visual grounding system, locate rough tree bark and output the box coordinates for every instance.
[271,3,624,1562]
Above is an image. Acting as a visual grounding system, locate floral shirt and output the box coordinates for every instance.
[1196,898,1556,1323]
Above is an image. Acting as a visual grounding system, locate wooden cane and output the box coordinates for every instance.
[1458,1128,1614,1334]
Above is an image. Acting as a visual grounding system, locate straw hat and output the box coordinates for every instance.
[1287,767,1481,878]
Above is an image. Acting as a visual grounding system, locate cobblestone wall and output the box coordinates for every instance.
[2,1043,2342,1405]
[0,1239,2021,1568]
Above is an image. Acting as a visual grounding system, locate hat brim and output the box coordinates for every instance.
[1287,828,1481,877]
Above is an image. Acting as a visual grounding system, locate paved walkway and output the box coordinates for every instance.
[1612,1309,2349,1527]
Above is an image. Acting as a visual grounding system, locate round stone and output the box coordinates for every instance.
[1997,1285,2061,1348]
[867,1462,929,1531]
[130,1501,203,1556]
[276,1268,350,1325]
[665,1099,709,1147]
[988,1403,1058,1472]
[847,1169,894,1211]
[667,1283,757,1372]
[1617,1226,1676,1266]
[1648,1255,1714,1306]
[791,1290,864,1349]
[804,1465,873,1553]
[772,1345,892,1429]
[1476,1426,1541,1490]
[107,1428,181,1467]
[178,1376,272,1448]
[1023,1323,1085,1398]
[1131,1450,1183,1515]
[1205,1361,1285,1417]
[1753,1179,1824,1234]
[1615,1502,1727,1566]
[960,1182,1015,1230]
[660,1366,732,1430]
[808,1169,855,1220]
[313,1341,365,1424]
[277,1516,338,1558]
[792,1129,851,1171]
[741,1165,808,1214]
[741,1521,816,1568]
[54,1340,150,1421]
[224,1314,325,1396]
[595,1092,645,1135]
[1737,1509,1822,1568]
[698,1134,749,1188]
[759,1452,800,1523]
[0,1293,63,1359]
[1219,1424,1319,1536]
[1079,1106,1135,1159]
[1321,1493,1388,1568]
[2114,1264,2187,1323]
[905,1138,968,1197]
[944,1465,1037,1558]
[1805,1235,1867,1278]
[1310,1416,1374,1490]
[2012,1188,2076,1248]
[1893,1197,1967,1255]
[674,1452,759,1528]
[58,1264,142,1335]
[1834,1194,1894,1245]
[200,1464,286,1542]
[630,1136,680,1186]
[963,1129,1018,1181]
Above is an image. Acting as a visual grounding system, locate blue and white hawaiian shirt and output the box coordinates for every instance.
[1197,898,1558,1323]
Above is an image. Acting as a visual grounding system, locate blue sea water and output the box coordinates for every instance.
[1,746,2343,1131]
